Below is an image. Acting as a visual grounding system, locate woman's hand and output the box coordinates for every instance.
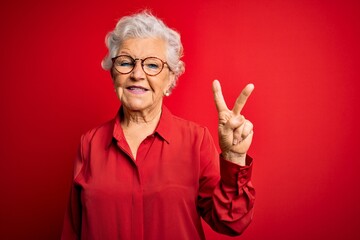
[212,80,254,166]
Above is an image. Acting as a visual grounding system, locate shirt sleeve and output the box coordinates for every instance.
[197,128,255,236]
[61,136,85,240]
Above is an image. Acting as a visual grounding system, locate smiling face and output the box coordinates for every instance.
[112,38,175,115]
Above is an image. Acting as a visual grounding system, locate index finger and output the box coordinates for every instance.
[233,83,255,114]
[212,79,228,112]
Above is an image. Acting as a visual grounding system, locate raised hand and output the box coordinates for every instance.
[212,80,254,166]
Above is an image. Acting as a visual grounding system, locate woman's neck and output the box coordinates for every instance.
[121,106,162,128]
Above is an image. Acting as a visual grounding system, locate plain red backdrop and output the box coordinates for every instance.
[1,0,359,239]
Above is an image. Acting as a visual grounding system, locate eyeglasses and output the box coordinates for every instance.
[111,55,170,76]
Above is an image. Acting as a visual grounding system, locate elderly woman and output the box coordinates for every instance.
[62,11,255,240]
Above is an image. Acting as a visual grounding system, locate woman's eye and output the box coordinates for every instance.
[146,63,160,69]
[119,61,134,67]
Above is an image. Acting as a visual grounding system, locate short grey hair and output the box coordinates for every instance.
[101,10,185,90]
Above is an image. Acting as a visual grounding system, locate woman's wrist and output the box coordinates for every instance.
[221,151,247,166]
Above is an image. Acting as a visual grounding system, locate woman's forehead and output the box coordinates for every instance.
[118,38,167,58]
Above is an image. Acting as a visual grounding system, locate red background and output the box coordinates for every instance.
[1,0,359,239]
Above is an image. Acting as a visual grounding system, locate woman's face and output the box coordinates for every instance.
[112,38,174,114]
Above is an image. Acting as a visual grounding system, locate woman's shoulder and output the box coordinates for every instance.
[172,114,206,130]
[168,114,212,140]
[163,106,207,131]
[80,118,115,145]
[166,113,217,151]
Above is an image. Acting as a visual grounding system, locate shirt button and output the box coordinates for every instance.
[239,177,247,184]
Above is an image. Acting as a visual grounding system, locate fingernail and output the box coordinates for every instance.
[233,139,238,145]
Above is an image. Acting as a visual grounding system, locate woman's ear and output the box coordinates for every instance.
[169,72,176,87]
[163,89,170,96]
[111,70,118,93]
[110,68,116,81]
[164,73,175,96]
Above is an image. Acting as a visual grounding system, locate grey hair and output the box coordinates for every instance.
[101,10,185,91]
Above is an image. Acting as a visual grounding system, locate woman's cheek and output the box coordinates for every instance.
[115,87,124,99]
[113,77,121,88]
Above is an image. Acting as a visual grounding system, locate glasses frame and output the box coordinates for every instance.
[111,55,170,76]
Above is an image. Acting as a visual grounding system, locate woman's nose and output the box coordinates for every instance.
[131,60,146,80]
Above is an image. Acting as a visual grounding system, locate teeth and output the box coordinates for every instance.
[129,86,146,90]
[127,86,147,92]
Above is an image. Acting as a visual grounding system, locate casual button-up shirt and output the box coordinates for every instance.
[61,106,255,240]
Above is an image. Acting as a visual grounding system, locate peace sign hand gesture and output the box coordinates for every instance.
[212,80,254,166]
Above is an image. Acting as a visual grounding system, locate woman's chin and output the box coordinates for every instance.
[122,101,152,112]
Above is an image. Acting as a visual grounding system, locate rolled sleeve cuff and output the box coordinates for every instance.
[220,155,253,188]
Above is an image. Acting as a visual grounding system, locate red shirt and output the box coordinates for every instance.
[61,106,255,240]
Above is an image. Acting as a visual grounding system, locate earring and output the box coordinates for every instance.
[164,90,170,96]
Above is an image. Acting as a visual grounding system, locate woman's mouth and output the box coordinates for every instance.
[126,86,149,94]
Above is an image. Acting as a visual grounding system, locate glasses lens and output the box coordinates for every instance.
[143,57,163,75]
[114,55,134,74]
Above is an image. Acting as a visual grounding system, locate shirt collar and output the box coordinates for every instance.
[155,105,172,144]
[106,105,173,149]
